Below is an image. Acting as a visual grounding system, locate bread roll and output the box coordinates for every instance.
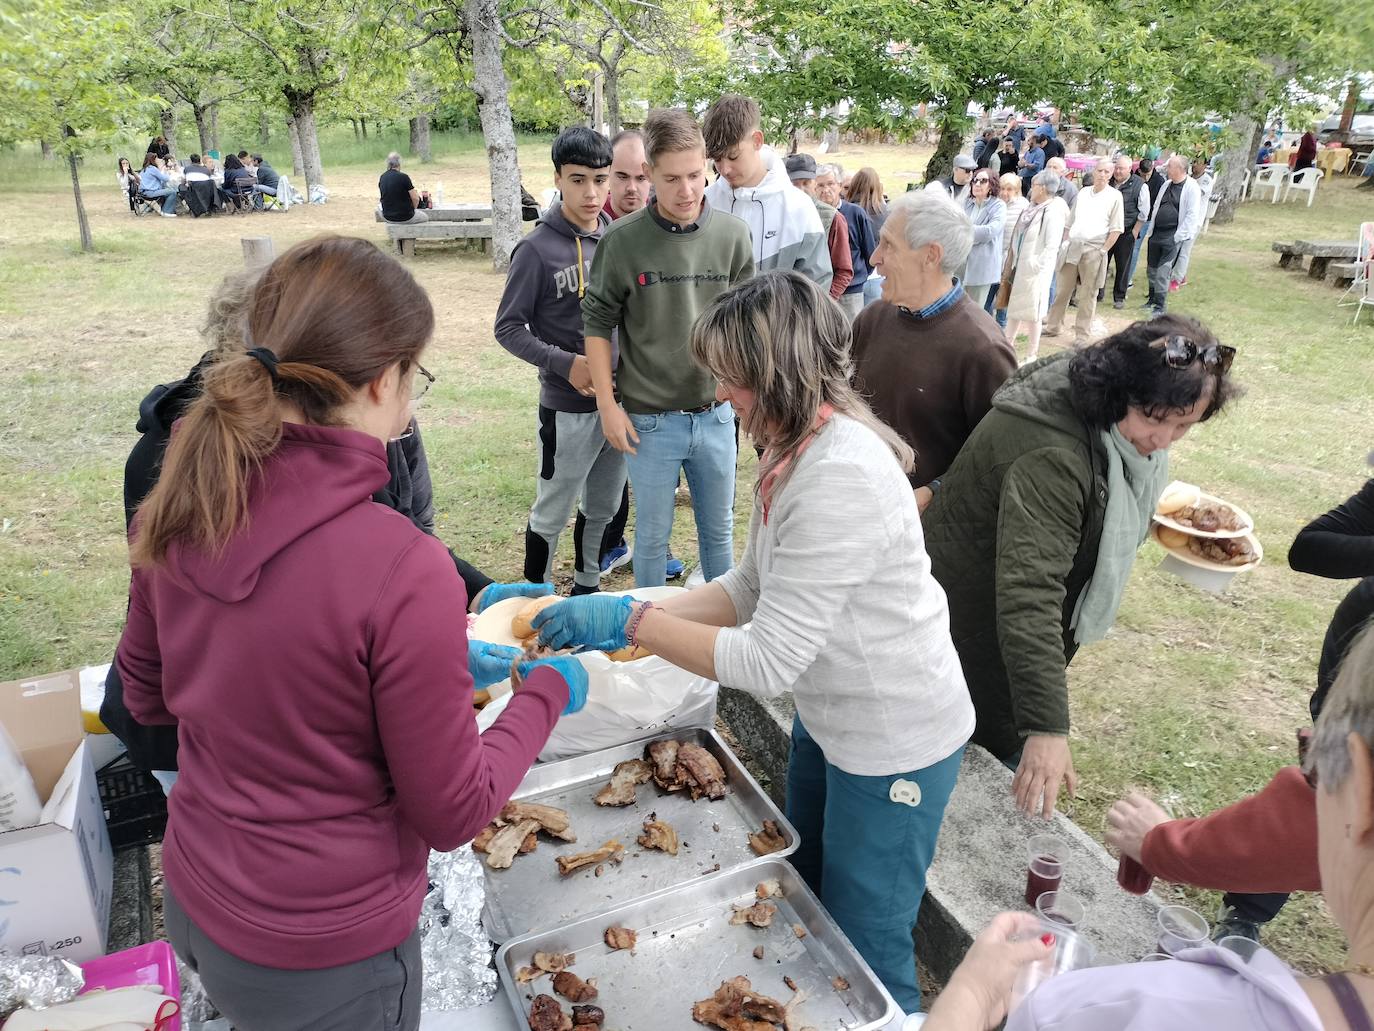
[511,595,563,640]
[1156,483,1199,516]
[1156,525,1191,550]
[605,644,652,663]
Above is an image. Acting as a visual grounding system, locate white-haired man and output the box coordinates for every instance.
[1144,155,1202,315]
[852,191,1017,506]
[377,152,426,224]
[1045,158,1123,347]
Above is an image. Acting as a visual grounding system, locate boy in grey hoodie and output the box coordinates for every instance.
[495,127,626,594]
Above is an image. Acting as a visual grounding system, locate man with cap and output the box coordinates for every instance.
[786,153,852,300]
[925,154,977,201]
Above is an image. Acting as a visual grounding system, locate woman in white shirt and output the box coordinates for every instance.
[535,270,976,1014]
[1005,170,1069,363]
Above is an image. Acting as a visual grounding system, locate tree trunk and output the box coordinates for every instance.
[159,106,178,157]
[360,117,368,140]
[924,105,970,182]
[465,0,523,270]
[209,104,220,154]
[289,98,325,194]
[40,139,54,160]
[1211,112,1261,226]
[413,114,432,162]
[351,117,360,140]
[1339,78,1359,136]
[193,104,211,156]
[259,111,270,146]
[604,43,625,132]
[66,141,92,253]
[287,116,305,177]
[591,72,604,132]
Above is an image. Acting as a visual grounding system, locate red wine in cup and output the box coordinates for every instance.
[1025,857,1062,907]
[1117,854,1155,895]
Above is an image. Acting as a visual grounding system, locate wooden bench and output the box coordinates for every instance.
[375,203,492,224]
[386,220,494,256]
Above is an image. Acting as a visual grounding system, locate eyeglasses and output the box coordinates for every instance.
[411,363,435,402]
[1156,334,1236,375]
[972,177,992,185]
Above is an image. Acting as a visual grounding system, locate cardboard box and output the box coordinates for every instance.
[0,669,113,963]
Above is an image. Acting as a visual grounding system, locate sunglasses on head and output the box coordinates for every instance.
[1156,334,1236,375]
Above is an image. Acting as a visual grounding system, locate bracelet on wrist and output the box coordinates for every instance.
[626,601,655,649]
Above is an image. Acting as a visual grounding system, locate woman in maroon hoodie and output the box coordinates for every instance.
[116,235,587,1030]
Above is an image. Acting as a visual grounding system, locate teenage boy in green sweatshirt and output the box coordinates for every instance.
[581,107,754,587]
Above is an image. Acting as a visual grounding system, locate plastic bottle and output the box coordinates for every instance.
[434,180,445,206]
[0,722,42,832]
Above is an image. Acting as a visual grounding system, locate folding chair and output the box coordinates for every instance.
[1352,222,1374,327]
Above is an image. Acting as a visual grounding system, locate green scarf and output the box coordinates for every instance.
[1071,426,1170,645]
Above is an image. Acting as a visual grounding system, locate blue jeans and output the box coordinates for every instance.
[985,283,1008,328]
[786,716,964,1015]
[1127,219,1152,286]
[624,402,736,587]
[143,186,178,214]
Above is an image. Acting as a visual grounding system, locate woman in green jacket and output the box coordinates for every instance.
[923,315,1239,818]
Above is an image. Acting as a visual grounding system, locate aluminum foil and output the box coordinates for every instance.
[419,847,498,1012]
[0,955,84,1019]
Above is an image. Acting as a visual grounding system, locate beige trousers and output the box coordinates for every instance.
[1046,246,1108,345]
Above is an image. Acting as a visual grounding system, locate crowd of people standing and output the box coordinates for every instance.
[93,94,1374,1031]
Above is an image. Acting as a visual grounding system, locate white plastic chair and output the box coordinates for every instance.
[1251,164,1288,203]
[1284,167,1323,206]
[1352,222,1374,326]
[1203,193,1220,232]
[1240,168,1251,201]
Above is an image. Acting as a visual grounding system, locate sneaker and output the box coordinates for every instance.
[160,211,178,218]
[665,554,685,580]
[1043,327,1061,338]
[1212,904,1263,944]
[599,542,632,574]
[686,566,707,589]
[1113,300,1125,309]
[1180,277,1188,287]
[1168,280,1180,292]
[570,582,600,596]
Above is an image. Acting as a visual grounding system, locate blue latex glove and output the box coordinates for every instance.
[516,655,590,715]
[468,640,523,690]
[474,581,555,614]
[533,594,634,652]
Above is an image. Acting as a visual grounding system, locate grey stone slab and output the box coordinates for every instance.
[106,846,154,952]
[717,688,1165,985]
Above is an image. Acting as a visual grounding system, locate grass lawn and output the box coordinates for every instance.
[2,129,1372,973]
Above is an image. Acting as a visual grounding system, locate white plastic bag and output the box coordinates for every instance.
[0,721,41,833]
[476,587,719,761]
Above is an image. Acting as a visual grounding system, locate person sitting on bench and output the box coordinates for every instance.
[378,151,427,224]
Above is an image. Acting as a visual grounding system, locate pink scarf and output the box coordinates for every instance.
[760,403,834,524]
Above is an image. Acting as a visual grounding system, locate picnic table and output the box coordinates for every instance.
[1317,148,1353,175]
[1271,239,1358,279]
[1063,153,1101,172]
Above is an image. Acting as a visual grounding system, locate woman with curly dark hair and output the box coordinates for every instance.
[922,315,1240,819]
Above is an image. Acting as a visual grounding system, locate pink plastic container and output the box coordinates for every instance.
[80,941,181,1031]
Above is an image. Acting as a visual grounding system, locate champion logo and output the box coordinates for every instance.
[634,270,729,287]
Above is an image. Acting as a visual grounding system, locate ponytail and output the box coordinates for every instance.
[130,234,433,567]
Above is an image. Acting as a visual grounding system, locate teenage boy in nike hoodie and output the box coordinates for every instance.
[702,94,832,291]
[496,127,628,594]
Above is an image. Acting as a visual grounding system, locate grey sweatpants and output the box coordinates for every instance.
[164,886,421,1031]
[526,405,628,589]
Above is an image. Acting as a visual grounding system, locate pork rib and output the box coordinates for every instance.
[676,742,727,801]
[637,814,680,855]
[594,759,654,807]
[501,801,577,842]
[728,901,777,928]
[552,970,598,1003]
[485,818,542,870]
[691,976,789,1030]
[528,994,571,1031]
[646,739,683,791]
[556,840,626,876]
[748,820,787,857]
[604,925,637,951]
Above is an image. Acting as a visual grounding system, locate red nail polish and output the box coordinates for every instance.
[1040,932,1056,947]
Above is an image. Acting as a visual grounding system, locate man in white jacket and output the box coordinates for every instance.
[1143,154,1202,316]
[703,95,833,290]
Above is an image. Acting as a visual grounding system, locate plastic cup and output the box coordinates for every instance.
[1035,890,1085,930]
[1156,905,1209,955]
[1025,834,1069,906]
[1009,924,1097,1013]
[1216,935,1261,962]
[1116,854,1155,895]
[1140,951,1173,962]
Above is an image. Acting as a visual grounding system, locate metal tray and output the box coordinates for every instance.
[496,858,897,1031]
[480,727,797,943]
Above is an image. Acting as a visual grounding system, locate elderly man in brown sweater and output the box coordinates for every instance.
[852,190,1017,508]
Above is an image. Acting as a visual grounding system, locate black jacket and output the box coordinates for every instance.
[101,354,494,772]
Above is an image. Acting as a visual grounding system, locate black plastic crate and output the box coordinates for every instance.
[97,756,168,852]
